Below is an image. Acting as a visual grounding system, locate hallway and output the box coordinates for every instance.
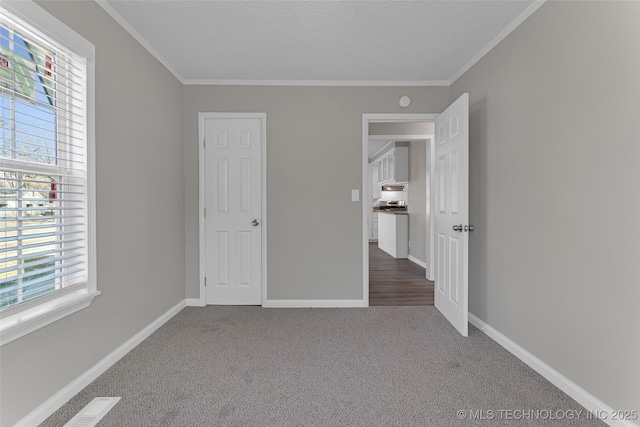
[369,243,434,306]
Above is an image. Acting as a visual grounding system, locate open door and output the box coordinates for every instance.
[434,93,470,336]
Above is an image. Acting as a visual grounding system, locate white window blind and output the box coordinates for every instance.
[0,6,89,311]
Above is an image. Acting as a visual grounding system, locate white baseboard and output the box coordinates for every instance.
[408,255,427,268]
[186,298,204,307]
[469,313,638,427]
[263,299,367,308]
[15,299,187,427]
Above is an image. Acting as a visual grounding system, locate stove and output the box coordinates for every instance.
[378,200,407,211]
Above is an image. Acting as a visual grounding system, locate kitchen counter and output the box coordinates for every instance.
[373,208,408,215]
[378,212,409,258]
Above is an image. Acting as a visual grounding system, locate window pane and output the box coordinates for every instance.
[0,173,58,307]
[0,172,18,307]
[0,93,10,158]
[0,29,57,165]
[14,99,56,164]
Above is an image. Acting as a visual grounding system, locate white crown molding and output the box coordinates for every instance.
[448,0,547,85]
[95,0,185,84]
[182,79,451,87]
[97,0,545,88]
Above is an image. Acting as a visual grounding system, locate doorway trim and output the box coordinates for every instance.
[198,112,268,306]
[362,113,438,306]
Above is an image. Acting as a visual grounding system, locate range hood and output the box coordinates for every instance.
[381,185,405,192]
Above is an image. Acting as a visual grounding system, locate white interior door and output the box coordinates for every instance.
[204,116,263,305]
[434,93,469,336]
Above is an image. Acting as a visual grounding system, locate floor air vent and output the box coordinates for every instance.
[63,397,121,427]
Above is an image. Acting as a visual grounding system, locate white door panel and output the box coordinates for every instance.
[204,117,262,305]
[434,93,469,336]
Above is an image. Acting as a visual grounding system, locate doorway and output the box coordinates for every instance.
[362,114,437,306]
[368,242,434,305]
[363,94,470,335]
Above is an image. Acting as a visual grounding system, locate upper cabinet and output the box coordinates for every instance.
[375,147,408,185]
[370,163,381,200]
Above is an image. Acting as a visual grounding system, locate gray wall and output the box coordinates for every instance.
[451,0,640,417]
[183,86,450,300]
[0,2,185,425]
[4,1,636,424]
[408,140,427,264]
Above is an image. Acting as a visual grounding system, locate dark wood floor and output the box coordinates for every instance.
[369,242,434,306]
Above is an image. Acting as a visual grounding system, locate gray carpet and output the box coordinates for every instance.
[42,306,604,426]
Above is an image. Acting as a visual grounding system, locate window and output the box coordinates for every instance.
[0,2,96,345]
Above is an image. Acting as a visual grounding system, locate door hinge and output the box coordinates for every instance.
[203,138,206,149]
[204,208,206,218]
[204,277,207,286]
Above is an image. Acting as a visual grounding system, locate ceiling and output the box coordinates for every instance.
[98,0,542,85]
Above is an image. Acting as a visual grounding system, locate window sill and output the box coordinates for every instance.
[0,289,100,346]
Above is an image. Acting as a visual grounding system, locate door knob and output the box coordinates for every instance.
[464,225,474,232]
[452,224,463,232]
[252,219,260,227]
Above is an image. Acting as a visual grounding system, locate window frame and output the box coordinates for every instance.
[0,0,97,346]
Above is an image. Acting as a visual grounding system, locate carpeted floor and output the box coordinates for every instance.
[42,306,604,426]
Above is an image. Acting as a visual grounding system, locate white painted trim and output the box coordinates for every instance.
[363,114,438,307]
[449,0,547,85]
[14,300,186,427]
[95,0,185,84]
[408,255,427,269]
[198,113,267,307]
[185,298,204,307]
[427,137,435,281]
[197,116,207,308]
[469,313,637,427]
[184,79,450,87]
[260,115,268,307]
[369,134,433,142]
[263,299,367,308]
[0,291,100,346]
[86,33,98,315]
[362,118,371,307]
[0,0,98,346]
[366,114,438,123]
[2,0,94,55]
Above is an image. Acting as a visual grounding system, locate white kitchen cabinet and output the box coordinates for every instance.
[369,212,379,241]
[370,164,380,200]
[376,147,408,185]
[381,156,389,182]
[377,212,408,258]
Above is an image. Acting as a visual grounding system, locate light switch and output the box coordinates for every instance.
[351,189,360,202]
